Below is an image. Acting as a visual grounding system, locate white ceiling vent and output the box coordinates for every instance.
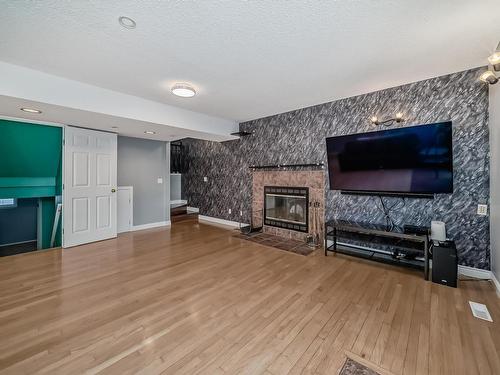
[469,301,493,322]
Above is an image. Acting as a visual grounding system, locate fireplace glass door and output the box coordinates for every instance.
[264,186,308,232]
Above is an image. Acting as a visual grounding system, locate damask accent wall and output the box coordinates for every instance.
[183,67,490,269]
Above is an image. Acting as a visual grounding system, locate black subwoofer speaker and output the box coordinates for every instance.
[432,240,457,288]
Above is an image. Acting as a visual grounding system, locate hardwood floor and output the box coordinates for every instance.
[0,221,499,374]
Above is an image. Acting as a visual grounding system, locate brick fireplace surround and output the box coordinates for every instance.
[252,170,325,243]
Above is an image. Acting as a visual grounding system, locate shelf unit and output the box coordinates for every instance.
[325,219,430,280]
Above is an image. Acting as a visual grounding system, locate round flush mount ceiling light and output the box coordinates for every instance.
[118,16,136,29]
[171,83,196,98]
[144,130,156,135]
[20,107,42,114]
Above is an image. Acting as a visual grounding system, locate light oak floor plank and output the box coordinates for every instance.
[0,221,499,375]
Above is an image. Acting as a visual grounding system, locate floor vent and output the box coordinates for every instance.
[469,301,493,322]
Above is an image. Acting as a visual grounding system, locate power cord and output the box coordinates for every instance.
[378,196,395,230]
[378,196,403,231]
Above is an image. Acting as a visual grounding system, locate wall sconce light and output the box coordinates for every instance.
[480,70,499,85]
[479,41,500,85]
[488,43,500,71]
[370,112,405,127]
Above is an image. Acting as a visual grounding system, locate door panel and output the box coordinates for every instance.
[96,196,111,228]
[73,134,89,147]
[72,198,89,232]
[64,126,117,247]
[96,154,111,186]
[72,152,90,186]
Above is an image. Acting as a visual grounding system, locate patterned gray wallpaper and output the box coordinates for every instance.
[183,67,490,269]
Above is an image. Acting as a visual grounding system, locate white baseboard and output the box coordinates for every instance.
[491,271,500,297]
[131,221,171,231]
[187,206,200,213]
[170,199,187,205]
[198,215,247,228]
[458,265,491,280]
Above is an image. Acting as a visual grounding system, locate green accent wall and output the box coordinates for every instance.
[0,120,63,249]
[0,120,62,199]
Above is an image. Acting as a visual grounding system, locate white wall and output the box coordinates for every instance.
[490,84,500,284]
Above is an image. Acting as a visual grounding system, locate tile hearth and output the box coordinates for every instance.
[234,232,315,256]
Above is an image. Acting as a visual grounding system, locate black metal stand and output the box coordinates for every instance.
[325,219,430,280]
[239,209,263,235]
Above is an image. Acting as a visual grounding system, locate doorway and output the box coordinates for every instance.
[117,186,133,233]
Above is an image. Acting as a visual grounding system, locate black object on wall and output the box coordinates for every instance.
[326,122,454,195]
[181,67,490,270]
[250,163,324,170]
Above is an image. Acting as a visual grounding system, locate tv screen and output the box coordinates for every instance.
[326,122,453,195]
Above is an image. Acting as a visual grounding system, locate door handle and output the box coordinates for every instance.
[111,188,116,193]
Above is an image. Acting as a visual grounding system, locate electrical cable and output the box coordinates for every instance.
[378,196,395,231]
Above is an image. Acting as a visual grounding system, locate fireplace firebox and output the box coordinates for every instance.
[264,186,309,232]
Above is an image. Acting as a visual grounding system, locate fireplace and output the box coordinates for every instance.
[264,186,309,232]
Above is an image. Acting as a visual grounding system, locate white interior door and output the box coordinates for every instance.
[117,187,133,233]
[63,126,117,247]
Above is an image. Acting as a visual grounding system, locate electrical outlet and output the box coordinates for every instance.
[203,177,208,182]
[477,204,488,216]
[228,209,232,214]
[157,177,163,184]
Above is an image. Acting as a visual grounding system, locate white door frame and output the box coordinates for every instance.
[117,186,133,233]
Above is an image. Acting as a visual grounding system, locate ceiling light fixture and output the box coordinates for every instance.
[171,83,196,98]
[118,16,136,29]
[488,42,500,71]
[20,107,42,114]
[370,112,405,127]
[144,131,156,135]
[488,52,500,69]
[480,70,499,85]
[480,41,500,85]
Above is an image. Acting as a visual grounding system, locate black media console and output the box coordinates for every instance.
[324,219,430,280]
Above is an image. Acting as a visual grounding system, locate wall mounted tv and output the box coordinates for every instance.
[326,121,453,196]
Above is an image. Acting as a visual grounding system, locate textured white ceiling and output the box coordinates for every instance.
[1,0,499,122]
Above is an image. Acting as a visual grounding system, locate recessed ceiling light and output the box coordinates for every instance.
[20,108,42,114]
[118,16,136,29]
[171,83,196,98]
[144,131,156,135]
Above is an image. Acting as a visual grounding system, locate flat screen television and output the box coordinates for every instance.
[326,122,453,195]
